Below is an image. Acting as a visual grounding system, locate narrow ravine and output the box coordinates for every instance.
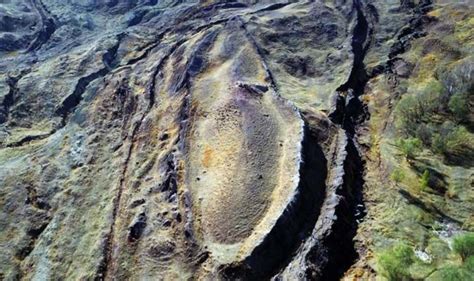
[323,0,372,279]
[1,75,21,124]
[222,124,328,280]
[27,0,57,52]
[55,36,122,127]
[322,0,435,279]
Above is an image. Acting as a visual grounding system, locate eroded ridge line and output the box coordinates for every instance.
[96,34,197,281]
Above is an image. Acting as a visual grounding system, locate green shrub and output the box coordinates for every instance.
[431,125,474,165]
[377,243,415,281]
[395,81,442,136]
[419,80,443,117]
[444,127,473,157]
[465,256,474,272]
[433,266,470,281]
[396,95,423,136]
[397,138,423,159]
[420,170,430,191]
[453,233,474,262]
[432,133,446,154]
[391,169,405,183]
[449,93,469,122]
[416,123,434,145]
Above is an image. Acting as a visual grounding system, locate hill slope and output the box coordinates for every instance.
[0,0,472,280]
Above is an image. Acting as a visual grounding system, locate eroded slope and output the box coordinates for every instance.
[0,0,472,280]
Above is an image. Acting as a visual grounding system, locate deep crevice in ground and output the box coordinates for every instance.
[221,124,328,280]
[318,139,366,281]
[27,0,57,52]
[1,76,20,124]
[322,0,435,279]
[322,0,371,279]
[55,36,122,127]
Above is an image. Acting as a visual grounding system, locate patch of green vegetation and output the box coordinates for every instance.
[390,168,405,183]
[427,254,474,281]
[448,93,469,122]
[377,234,474,281]
[374,6,474,280]
[395,80,442,137]
[428,265,471,281]
[453,233,474,262]
[427,234,474,280]
[396,137,422,160]
[377,243,416,281]
[432,124,474,165]
[465,256,474,272]
[394,75,473,166]
[420,170,430,191]
[393,12,474,166]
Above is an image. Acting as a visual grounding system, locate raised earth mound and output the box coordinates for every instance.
[0,0,473,280]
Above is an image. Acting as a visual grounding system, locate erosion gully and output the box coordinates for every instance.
[325,0,371,279]
[322,0,434,279]
[225,1,373,278]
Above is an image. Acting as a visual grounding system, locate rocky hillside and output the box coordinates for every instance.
[0,0,472,280]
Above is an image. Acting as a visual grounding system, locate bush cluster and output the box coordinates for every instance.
[420,170,430,191]
[397,138,423,159]
[377,234,474,280]
[390,168,405,183]
[430,234,474,280]
[395,80,442,137]
[377,243,415,281]
[453,233,474,262]
[395,77,473,166]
